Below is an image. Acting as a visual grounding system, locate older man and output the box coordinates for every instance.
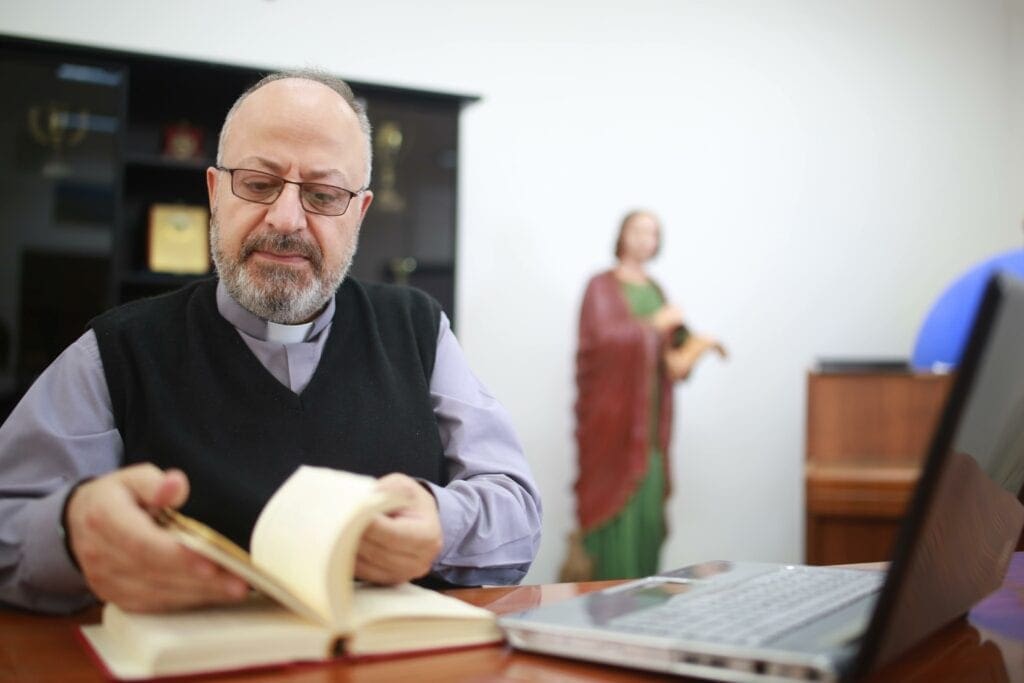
[0,70,541,614]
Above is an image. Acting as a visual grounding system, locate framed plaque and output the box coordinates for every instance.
[147,204,210,274]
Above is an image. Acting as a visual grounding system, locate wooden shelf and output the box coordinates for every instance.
[121,270,210,284]
[123,153,212,171]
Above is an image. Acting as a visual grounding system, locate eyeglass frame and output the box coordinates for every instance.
[214,165,367,217]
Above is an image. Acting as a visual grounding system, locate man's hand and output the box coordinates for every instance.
[66,463,249,612]
[355,473,443,585]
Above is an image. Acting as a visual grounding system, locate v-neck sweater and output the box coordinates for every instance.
[90,277,444,548]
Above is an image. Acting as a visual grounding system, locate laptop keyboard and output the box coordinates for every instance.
[607,566,884,646]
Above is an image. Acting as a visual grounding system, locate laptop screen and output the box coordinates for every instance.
[855,273,1024,677]
[952,279,1024,498]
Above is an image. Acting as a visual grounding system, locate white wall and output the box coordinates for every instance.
[4,0,1021,583]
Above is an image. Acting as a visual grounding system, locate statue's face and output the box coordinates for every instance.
[620,213,660,263]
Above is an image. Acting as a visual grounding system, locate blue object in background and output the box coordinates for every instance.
[912,249,1024,371]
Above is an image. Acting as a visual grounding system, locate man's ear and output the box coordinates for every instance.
[206,166,220,212]
[355,190,374,222]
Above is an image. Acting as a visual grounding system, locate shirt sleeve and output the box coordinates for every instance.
[421,313,543,586]
[0,329,122,613]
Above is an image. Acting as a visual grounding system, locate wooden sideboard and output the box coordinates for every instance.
[805,370,953,565]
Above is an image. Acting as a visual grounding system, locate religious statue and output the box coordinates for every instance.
[564,210,726,581]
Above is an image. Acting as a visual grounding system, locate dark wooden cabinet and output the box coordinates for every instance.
[0,35,475,420]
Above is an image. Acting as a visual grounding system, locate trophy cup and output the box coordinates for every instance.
[389,256,418,286]
[28,102,89,178]
[374,120,406,213]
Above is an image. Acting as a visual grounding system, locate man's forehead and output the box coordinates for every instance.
[233,155,348,182]
[224,79,366,179]
[238,78,357,120]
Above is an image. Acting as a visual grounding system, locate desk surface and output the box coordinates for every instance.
[3,556,1024,682]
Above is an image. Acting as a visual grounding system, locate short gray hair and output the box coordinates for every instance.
[215,68,373,186]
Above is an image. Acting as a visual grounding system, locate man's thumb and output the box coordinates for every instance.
[118,464,190,510]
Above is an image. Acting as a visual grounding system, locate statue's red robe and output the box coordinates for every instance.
[574,270,674,532]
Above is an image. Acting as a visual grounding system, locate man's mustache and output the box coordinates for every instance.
[240,232,323,272]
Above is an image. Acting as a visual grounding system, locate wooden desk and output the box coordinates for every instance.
[3,557,1023,682]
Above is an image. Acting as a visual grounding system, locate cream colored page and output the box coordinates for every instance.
[166,525,323,625]
[105,598,324,650]
[350,583,496,627]
[82,598,331,680]
[250,466,400,628]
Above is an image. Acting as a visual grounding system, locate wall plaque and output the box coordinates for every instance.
[148,203,209,274]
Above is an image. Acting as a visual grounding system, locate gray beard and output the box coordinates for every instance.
[209,214,356,324]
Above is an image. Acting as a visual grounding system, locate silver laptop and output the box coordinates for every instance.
[501,272,1024,682]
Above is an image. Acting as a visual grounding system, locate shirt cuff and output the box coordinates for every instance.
[419,480,469,562]
[21,483,91,599]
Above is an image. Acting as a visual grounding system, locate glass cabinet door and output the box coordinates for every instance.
[0,37,471,423]
[353,95,460,326]
[0,55,124,418]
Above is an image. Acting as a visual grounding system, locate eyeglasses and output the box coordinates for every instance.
[216,166,364,216]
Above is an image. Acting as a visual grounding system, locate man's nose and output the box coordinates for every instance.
[265,183,307,232]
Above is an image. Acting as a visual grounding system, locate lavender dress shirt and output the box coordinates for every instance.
[0,282,541,613]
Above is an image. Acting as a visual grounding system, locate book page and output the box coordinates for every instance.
[351,582,497,623]
[346,583,502,655]
[250,466,403,630]
[80,597,333,680]
[159,510,324,626]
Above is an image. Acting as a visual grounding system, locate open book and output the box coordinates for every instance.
[79,466,502,680]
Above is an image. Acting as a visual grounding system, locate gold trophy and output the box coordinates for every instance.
[374,120,406,213]
[28,102,90,178]
[389,256,418,286]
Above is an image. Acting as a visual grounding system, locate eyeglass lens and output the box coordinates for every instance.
[230,169,353,216]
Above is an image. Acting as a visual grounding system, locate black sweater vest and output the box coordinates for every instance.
[90,278,445,549]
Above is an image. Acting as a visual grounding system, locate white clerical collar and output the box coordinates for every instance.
[266,320,314,343]
[215,279,335,343]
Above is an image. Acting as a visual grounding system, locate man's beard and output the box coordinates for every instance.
[209,213,356,324]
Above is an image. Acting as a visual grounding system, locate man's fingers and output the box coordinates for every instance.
[361,516,436,556]
[361,515,408,548]
[65,464,250,611]
[91,518,248,599]
[83,535,248,610]
[359,472,443,585]
[108,567,248,612]
[82,489,179,563]
[74,464,194,572]
[357,515,438,583]
[116,463,189,510]
[374,473,420,501]
[355,556,394,585]
[152,468,190,509]
[131,562,248,606]
[355,549,423,585]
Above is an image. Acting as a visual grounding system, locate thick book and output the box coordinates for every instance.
[79,466,502,680]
